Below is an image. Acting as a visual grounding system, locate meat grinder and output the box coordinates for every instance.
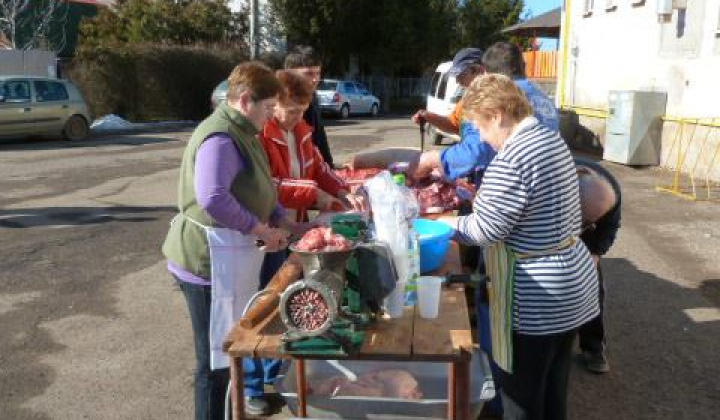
[279,214,397,356]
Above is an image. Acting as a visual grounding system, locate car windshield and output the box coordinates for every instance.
[317,81,337,91]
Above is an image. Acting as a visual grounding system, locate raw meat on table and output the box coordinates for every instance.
[307,369,423,399]
[333,168,475,214]
[294,227,353,252]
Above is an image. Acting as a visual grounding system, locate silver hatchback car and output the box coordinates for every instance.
[0,76,92,141]
[317,79,380,119]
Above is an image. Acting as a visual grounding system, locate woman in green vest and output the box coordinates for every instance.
[162,62,306,419]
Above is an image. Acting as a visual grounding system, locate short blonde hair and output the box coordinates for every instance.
[462,73,532,123]
[275,70,314,105]
[227,61,281,102]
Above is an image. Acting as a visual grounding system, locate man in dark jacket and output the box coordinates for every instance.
[284,45,334,167]
[576,157,622,374]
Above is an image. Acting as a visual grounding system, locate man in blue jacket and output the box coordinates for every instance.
[410,41,559,183]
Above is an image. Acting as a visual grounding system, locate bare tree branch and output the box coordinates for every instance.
[0,0,68,51]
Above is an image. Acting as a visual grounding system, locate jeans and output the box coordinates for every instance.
[248,250,289,386]
[177,279,269,420]
[497,330,577,420]
[579,265,605,355]
[476,287,504,415]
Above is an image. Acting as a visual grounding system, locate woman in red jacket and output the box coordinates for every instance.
[261,70,351,221]
[250,71,353,403]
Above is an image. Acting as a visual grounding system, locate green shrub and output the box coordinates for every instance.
[67,43,249,122]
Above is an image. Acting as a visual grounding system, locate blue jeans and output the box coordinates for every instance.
[252,250,289,385]
[176,279,269,420]
[476,286,504,415]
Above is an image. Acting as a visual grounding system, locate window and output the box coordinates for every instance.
[429,71,441,96]
[343,82,358,94]
[437,73,450,100]
[33,81,69,102]
[0,80,31,103]
[583,0,594,16]
[318,80,337,91]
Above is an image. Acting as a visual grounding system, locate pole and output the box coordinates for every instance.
[249,0,260,59]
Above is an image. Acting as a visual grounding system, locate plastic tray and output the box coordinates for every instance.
[275,351,495,420]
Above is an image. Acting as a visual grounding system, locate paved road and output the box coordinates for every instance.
[0,117,718,419]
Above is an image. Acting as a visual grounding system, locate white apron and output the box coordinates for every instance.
[184,215,265,370]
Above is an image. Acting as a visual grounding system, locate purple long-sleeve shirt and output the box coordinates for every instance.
[168,133,285,284]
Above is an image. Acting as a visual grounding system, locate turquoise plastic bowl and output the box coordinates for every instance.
[413,218,455,273]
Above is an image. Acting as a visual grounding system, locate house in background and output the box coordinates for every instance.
[558,0,720,188]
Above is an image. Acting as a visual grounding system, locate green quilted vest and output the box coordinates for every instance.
[162,103,278,279]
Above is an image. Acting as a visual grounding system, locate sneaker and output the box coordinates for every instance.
[244,395,269,416]
[583,351,610,374]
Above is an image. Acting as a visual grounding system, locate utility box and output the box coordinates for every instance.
[603,90,667,165]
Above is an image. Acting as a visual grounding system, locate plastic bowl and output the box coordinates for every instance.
[412,218,455,273]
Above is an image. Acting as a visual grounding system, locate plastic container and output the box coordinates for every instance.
[412,219,455,273]
[275,351,496,420]
[417,276,443,318]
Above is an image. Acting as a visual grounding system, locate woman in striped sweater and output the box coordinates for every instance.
[442,74,599,420]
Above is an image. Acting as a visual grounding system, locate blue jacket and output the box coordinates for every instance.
[440,78,559,182]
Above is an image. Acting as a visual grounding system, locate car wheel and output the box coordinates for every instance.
[340,104,350,119]
[63,115,89,141]
[370,103,379,117]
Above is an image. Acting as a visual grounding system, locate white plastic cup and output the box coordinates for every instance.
[384,281,406,318]
[417,276,443,319]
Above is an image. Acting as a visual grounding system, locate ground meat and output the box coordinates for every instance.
[295,227,353,252]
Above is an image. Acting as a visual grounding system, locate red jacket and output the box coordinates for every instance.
[260,118,348,221]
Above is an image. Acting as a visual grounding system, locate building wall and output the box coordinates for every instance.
[561,0,720,116]
[559,0,720,183]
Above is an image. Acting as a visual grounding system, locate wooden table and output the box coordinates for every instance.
[224,242,475,420]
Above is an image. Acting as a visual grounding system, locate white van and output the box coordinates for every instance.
[426,61,462,145]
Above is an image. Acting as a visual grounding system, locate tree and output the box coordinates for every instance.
[0,0,70,51]
[77,0,249,51]
[266,0,459,76]
[456,0,524,50]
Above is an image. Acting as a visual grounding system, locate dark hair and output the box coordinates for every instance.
[482,41,526,78]
[284,45,321,69]
[227,61,281,102]
[275,70,314,105]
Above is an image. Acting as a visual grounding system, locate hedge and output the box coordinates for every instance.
[67,43,250,122]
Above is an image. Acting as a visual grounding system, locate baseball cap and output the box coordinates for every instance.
[447,48,484,76]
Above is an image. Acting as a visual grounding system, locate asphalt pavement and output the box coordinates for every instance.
[0,116,718,419]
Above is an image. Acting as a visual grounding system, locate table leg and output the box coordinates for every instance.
[230,356,245,420]
[448,363,457,420]
[296,358,308,418]
[456,360,470,420]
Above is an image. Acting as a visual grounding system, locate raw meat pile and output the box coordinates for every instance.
[308,369,423,399]
[294,227,353,252]
[333,168,383,191]
[413,177,463,214]
[334,168,475,214]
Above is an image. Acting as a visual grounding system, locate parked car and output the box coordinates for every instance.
[0,76,91,141]
[210,80,228,109]
[317,79,380,118]
[426,61,462,144]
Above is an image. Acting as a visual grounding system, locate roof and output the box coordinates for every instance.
[501,7,561,38]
